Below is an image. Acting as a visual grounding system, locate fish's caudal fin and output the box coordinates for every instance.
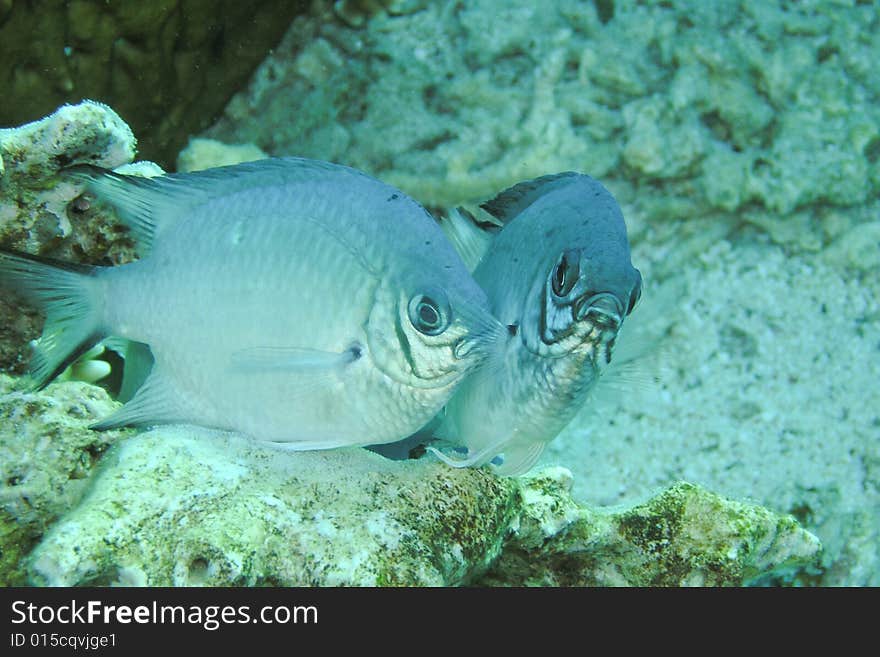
[0,249,105,389]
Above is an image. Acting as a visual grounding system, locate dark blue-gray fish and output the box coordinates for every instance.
[429,172,642,475]
[0,157,503,449]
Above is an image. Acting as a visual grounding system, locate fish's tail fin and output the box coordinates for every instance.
[0,249,105,389]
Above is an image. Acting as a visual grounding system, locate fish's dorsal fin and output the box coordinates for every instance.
[438,207,496,272]
[66,165,179,253]
[66,158,370,253]
[479,171,582,224]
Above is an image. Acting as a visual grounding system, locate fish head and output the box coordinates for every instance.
[533,245,642,367]
[365,275,500,393]
[503,175,641,375]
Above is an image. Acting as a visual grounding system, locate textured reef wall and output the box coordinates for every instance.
[0,1,306,168]
[205,0,879,223]
[200,0,879,585]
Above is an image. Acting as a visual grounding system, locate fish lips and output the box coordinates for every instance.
[573,292,623,331]
[541,291,624,344]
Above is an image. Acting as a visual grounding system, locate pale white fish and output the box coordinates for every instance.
[428,172,642,476]
[0,157,503,449]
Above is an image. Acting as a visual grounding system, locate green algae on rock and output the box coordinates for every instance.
[480,469,820,586]
[0,375,131,585]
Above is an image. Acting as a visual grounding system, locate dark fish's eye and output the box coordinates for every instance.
[627,271,643,315]
[408,291,451,336]
[551,250,579,297]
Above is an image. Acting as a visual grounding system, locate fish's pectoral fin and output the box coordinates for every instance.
[90,366,186,430]
[228,344,363,373]
[227,344,364,405]
[491,441,546,477]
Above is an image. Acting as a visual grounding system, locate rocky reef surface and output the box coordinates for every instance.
[2,378,818,586]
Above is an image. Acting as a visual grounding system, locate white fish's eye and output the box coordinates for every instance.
[408,291,451,336]
[551,249,580,297]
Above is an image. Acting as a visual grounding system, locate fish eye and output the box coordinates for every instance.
[551,250,579,297]
[408,291,451,336]
[627,271,643,315]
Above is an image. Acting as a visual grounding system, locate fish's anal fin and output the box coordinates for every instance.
[428,440,545,476]
[426,446,479,468]
[90,366,185,431]
[262,438,368,452]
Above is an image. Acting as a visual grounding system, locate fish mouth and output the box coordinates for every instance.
[573,292,623,332]
[535,291,624,357]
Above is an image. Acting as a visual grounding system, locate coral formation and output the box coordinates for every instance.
[0,100,137,259]
[0,1,307,167]
[27,426,517,586]
[480,468,820,586]
[0,375,131,585]
[176,138,267,172]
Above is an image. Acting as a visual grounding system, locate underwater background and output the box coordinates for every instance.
[0,0,877,586]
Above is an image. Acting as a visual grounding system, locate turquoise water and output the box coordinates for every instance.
[0,0,877,585]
